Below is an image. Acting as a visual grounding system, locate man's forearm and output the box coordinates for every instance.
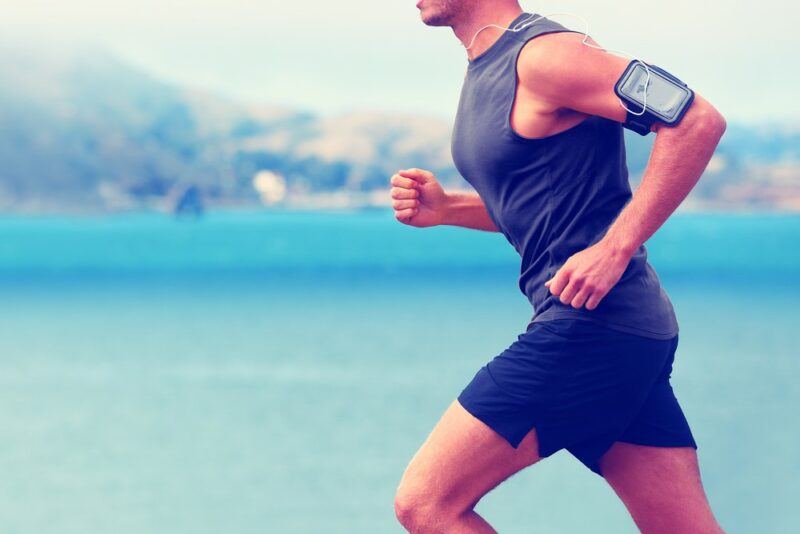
[602,99,727,255]
[441,191,500,232]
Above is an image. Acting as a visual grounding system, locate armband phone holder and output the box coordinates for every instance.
[614,60,695,135]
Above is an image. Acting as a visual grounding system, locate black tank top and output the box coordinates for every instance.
[451,12,679,340]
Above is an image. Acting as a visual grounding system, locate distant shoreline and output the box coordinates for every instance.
[0,203,799,219]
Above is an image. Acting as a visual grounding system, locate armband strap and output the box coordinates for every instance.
[623,101,655,136]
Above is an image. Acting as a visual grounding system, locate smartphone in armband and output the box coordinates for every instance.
[614,60,695,135]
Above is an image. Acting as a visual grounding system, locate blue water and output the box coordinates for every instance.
[0,210,797,533]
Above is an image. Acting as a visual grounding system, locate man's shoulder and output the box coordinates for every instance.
[517,31,593,79]
[516,31,601,102]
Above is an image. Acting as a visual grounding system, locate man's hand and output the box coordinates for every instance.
[390,168,449,227]
[544,241,634,310]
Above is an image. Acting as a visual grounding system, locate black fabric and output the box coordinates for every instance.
[450,12,679,340]
[457,318,697,477]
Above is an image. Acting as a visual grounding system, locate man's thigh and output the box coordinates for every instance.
[600,442,723,533]
[396,399,543,513]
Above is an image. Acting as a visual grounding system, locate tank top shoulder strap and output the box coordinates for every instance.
[507,13,584,49]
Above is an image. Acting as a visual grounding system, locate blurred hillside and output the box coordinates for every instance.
[1,42,798,213]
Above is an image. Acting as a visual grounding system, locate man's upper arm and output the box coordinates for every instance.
[517,31,726,136]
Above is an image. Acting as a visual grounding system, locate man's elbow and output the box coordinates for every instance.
[686,98,727,141]
[696,107,727,140]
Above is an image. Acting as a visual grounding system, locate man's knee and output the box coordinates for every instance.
[394,481,459,533]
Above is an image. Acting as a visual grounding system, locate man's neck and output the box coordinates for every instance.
[453,4,524,61]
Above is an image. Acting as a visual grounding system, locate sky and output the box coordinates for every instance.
[2,0,798,122]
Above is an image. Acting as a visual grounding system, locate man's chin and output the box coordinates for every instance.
[420,11,450,27]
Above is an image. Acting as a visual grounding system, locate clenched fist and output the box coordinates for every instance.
[389,168,449,227]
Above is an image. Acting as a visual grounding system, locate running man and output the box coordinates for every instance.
[390,1,727,533]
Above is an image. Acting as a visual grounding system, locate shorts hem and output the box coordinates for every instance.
[615,437,699,450]
[579,437,699,479]
[455,396,559,461]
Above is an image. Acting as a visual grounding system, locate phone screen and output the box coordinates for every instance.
[620,64,691,121]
